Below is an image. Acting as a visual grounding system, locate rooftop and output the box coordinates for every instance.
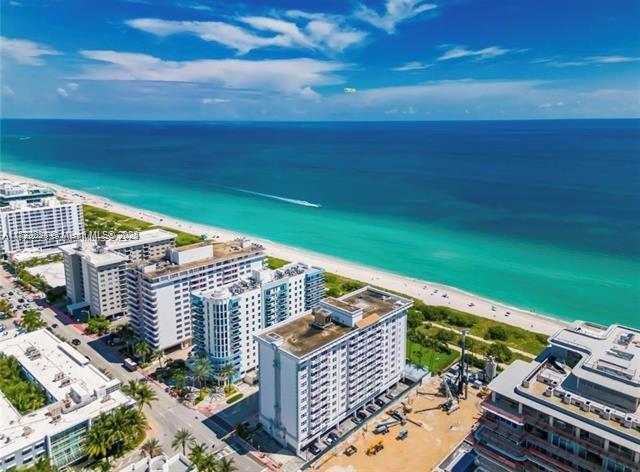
[117,454,196,472]
[257,286,411,357]
[0,180,55,201]
[133,239,265,279]
[488,321,640,451]
[196,262,319,299]
[0,329,131,455]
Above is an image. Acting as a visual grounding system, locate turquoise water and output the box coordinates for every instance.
[1,119,638,327]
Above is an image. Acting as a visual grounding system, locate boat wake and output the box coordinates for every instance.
[231,188,321,208]
[19,136,31,141]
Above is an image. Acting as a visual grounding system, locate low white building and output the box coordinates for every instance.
[0,329,132,470]
[61,229,177,318]
[0,180,84,255]
[255,286,411,454]
[126,240,266,352]
[192,263,324,381]
[117,454,196,472]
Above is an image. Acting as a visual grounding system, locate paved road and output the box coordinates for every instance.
[0,269,264,472]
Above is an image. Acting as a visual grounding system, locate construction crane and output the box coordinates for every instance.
[458,329,469,400]
[366,439,384,456]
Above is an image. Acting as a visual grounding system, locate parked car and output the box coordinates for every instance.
[51,323,59,329]
[357,410,368,420]
[328,432,339,442]
[366,405,377,414]
[350,416,362,425]
[324,436,335,446]
[71,338,81,346]
[308,444,321,455]
[375,398,385,407]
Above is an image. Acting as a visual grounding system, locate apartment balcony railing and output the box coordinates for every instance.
[481,398,524,426]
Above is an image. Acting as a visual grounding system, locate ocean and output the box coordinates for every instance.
[1,119,638,327]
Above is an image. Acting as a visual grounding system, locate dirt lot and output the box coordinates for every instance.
[316,377,483,472]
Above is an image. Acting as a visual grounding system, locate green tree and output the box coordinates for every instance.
[135,340,153,364]
[198,453,218,472]
[141,438,163,458]
[172,429,195,455]
[91,460,111,472]
[134,383,158,411]
[20,309,46,332]
[86,316,111,335]
[194,356,212,388]
[407,308,424,329]
[119,324,136,355]
[84,406,147,462]
[0,298,13,317]
[434,328,455,344]
[487,342,514,363]
[216,457,238,472]
[485,325,508,341]
[188,443,209,468]
[217,363,237,386]
[16,457,55,472]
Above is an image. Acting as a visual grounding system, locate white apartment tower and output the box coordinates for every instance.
[0,180,84,255]
[126,240,266,352]
[0,329,133,470]
[61,229,176,318]
[255,286,411,454]
[192,263,325,381]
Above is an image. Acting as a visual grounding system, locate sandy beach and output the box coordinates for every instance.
[1,171,568,335]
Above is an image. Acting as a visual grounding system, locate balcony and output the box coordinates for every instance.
[481,398,524,426]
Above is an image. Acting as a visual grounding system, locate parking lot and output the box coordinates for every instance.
[300,380,412,462]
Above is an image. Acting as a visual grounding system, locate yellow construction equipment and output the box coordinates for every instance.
[366,439,384,456]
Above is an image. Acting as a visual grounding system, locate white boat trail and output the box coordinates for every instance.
[231,187,321,208]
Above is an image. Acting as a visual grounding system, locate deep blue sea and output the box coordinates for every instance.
[1,119,639,327]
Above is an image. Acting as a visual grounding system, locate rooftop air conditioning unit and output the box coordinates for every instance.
[581,401,591,412]
[544,386,554,397]
[600,408,612,420]
[562,393,572,404]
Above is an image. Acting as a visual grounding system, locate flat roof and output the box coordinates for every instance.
[134,240,265,279]
[108,228,176,250]
[257,287,411,357]
[0,330,131,455]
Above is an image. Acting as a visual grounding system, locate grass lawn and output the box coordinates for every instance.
[407,340,458,374]
[83,205,201,247]
[266,256,290,270]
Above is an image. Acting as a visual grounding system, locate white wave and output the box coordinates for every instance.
[232,188,321,208]
[19,136,31,141]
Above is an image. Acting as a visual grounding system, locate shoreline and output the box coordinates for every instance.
[1,171,569,336]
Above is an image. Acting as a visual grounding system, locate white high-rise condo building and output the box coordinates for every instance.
[255,286,411,455]
[192,262,324,381]
[0,329,133,470]
[60,229,177,318]
[475,321,640,472]
[126,240,265,352]
[0,180,84,255]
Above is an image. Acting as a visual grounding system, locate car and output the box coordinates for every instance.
[357,410,368,420]
[308,444,321,455]
[17,298,24,303]
[350,416,362,425]
[366,405,377,414]
[8,291,13,296]
[345,445,357,456]
[51,323,59,329]
[375,398,385,407]
[328,432,339,442]
[71,338,81,346]
[324,436,335,446]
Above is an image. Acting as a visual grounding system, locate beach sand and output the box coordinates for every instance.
[1,172,568,336]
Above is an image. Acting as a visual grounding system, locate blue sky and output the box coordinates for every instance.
[1,0,639,120]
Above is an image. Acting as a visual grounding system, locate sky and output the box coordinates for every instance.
[1,0,639,120]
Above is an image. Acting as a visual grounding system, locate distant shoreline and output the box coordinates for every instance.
[1,171,569,336]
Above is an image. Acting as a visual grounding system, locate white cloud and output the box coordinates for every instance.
[201,98,230,104]
[542,55,640,67]
[2,85,15,96]
[78,50,346,96]
[56,82,80,98]
[587,56,640,64]
[126,15,366,55]
[355,0,437,33]
[437,45,513,61]
[0,36,61,65]
[390,61,431,71]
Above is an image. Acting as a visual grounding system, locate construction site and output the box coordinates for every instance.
[315,374,485,472]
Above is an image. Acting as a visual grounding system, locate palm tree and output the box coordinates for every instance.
[135,340,153,364]
[141,438,163,458]
[198,453,217,472]
[172,429,195,456]
[188,442,209,468]
[84,423,111,460]
[16,457,55,472]
[154,349,165,369]
[217,363,237,387]
[0,298,13,316]
[194,356,212,388]
[20,309,45,332]
[215,457,237,472]
[134,383,158,411]
[92,460,112,472]
[121,380,140,398]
